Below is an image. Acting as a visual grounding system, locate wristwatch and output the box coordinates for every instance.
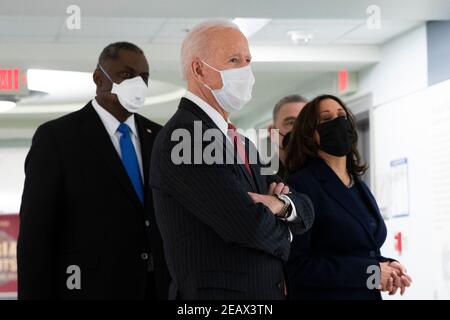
[274,194,292,219]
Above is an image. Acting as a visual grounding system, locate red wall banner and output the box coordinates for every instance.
[0,214,19,298]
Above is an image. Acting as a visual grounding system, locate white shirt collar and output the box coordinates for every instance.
[184,91,229,136]
[92,98,138,138]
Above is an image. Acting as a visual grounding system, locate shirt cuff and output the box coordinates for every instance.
[285,196,298,222]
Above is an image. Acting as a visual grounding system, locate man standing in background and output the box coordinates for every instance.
[268,95,308,178]
[17,42,170,299]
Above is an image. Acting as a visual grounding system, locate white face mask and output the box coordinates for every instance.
[98,64,148,113]
[202,61,255,113]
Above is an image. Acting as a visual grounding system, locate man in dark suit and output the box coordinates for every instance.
[17,42,170,299]
[150,20,314,300]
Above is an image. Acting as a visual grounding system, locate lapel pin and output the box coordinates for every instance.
[146,129,152,134]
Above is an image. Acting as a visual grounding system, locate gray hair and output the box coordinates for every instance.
[273,94,308,121]
[180,19,240,80]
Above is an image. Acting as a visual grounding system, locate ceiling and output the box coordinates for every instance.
[0,0,448,135]
[0,16,421,45]
[1,0,449,20]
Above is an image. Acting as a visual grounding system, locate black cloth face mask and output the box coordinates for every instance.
[274,129,291,150]
[281,131,291,149]
[317,117,353,157]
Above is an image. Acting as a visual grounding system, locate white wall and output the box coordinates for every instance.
[358,24,428,106]
[0,148,28,214]
[372,79,450,300]
[359,23,450,300]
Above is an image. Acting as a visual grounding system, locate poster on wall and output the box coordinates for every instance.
[390,158,410,218]
[0,214,19,299]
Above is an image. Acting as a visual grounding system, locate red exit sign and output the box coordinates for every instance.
[338,69,348,93]
[0,69,20,91]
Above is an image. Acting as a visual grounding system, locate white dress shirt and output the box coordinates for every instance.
[184,91,230,141]
[91,98,144,179]
[183,91,298,229]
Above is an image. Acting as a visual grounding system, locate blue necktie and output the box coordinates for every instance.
[117,123,144,204]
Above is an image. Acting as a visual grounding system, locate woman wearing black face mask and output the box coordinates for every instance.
[284,94,412,300]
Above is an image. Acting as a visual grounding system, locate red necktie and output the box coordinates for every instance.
[227,123,252,176]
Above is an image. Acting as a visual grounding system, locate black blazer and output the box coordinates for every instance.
[286,157,390,300]
[17,102,170,299]
[150,98,314,300]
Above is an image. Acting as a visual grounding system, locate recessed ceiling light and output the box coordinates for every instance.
[232,18,271,38]
[0,101,17,113]
[287,30,314,45]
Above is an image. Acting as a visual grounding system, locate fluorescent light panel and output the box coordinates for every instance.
[232,18,271,38]
[4,69,186,114]
[0,101,16,113]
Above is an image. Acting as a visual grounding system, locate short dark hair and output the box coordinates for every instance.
[285,94,368,176]
[273,94,308,121]
[98,42,144,65]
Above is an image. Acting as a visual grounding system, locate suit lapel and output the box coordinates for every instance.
[310,157,377,246]
[79,103,143,208]
[232,137,258,192]
[135,115,153,189]
[180,98,258,191]
[245,137,264,193]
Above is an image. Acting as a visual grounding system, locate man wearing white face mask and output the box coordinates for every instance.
[18,42,170,299]
[150,20,314,300]
[200,60,255,113]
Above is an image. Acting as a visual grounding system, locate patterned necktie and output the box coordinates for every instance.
[117,123,144,204]
[227,123,252,176]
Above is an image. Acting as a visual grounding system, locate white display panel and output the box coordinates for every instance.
[0,148,28,214]
[373,79,450,299]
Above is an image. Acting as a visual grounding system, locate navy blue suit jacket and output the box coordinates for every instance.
[286,157,391,300]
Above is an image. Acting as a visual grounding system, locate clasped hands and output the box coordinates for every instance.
[379,261,412,295]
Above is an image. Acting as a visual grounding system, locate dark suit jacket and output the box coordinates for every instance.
[150,97,314,300]
[286,157,390,300]
[17,102,170,299]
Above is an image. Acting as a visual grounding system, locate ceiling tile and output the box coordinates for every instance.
[334,21,422,44]
[152,18,206,43]
[58,17,167,41]
[0,16,61,38]
[250,19,363,45]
